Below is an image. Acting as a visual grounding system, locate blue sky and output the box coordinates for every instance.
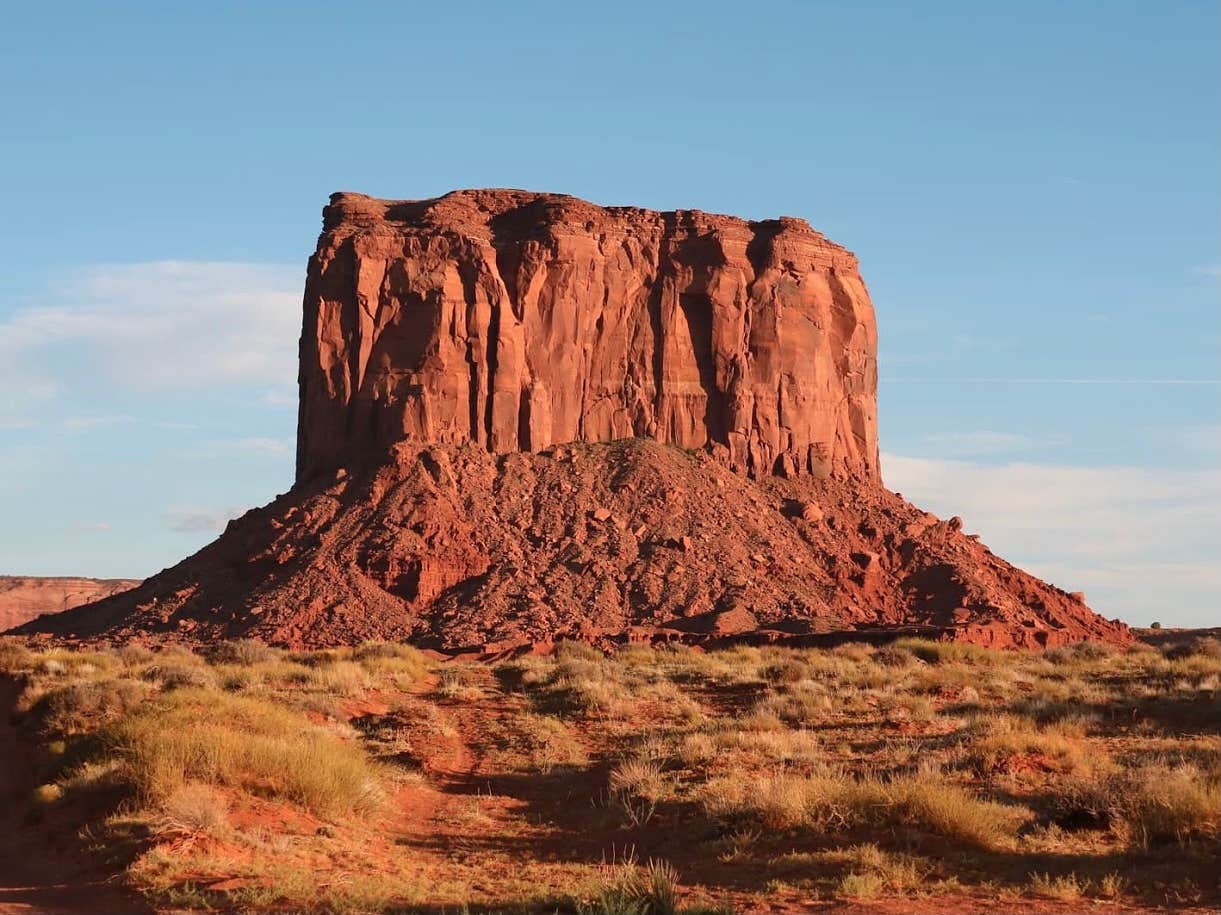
[1,2,1216,626]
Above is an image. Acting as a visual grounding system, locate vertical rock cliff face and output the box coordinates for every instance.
[297,191,879,483]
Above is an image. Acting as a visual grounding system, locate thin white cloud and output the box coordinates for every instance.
[0,379,58,428]
[884,452,1221,628]
[0,262,300,422]
[72,521,112,532]
[164,507,247,534]
[59,414,135,432]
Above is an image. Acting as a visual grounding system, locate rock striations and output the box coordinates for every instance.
[298,191,878,483]
[12,190,1130,651]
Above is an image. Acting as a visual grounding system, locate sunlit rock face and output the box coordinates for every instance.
[296,190,879,483]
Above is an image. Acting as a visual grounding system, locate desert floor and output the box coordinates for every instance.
[0,631,1217,914]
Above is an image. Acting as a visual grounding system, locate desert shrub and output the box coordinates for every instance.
[107,688,384,817]
[1098,872,1126,899]
[830,643,874,663]
[1046,640,1116,664]
[38,657,67,676]
[33,783,64,804]
[1162,636,1221,661]
[514,713,587,773]
[206,638,279,666]
[351,641,410,661]
[891,773,1027,849]
[694,726,821,767]
[215,665,260,691]
[837,871,884,899]
[880,693,936,723]
[307,660,369,696]
[1118,762,1219,847]
[754,689,831,727]
[112,644,156,667]
[1049,762,1219,847]
[838,844,927,897]
[1027,872,1086,901]
[34,678,152,736]
[874,646,918,668]
[894,639,998,666]
[699,768,1024,850]
[555,640,604,662]
[351,642,428,683]
[580,856,680,915]
[155,782,229,837]
[143,662,217,691]
[543,656,630,715]
[762,659,807,685]
[610,757,667,825]
[962,713,1094,776]
[0,640,34,674]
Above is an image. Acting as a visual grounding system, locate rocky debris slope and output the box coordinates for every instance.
[0,576,140,631]
[13,440,1127,651]
[12,190,1130,650]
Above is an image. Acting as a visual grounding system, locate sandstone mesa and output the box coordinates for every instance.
[11,190,1130,651]
[0,576,140,631]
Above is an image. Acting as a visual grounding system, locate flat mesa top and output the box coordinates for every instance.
[321,189,850,255]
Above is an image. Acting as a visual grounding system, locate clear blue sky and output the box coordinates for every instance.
[1,2,1217,626]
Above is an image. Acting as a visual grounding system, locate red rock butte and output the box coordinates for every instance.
[298,190,878,483]
[10,190,1131,651]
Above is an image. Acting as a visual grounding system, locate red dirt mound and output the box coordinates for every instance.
[10,190,1129,651]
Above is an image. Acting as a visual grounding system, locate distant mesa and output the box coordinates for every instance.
[0,576,140,632]
[9,190,1130,651]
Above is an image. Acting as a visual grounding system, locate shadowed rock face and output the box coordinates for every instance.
[297,190,879,483]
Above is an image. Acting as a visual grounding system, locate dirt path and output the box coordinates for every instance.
[0,678,152,915]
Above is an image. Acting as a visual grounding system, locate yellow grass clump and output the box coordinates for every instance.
[107,688,385,817]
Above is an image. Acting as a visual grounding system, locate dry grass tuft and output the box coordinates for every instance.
[700,767,1025,850]
[34,678,152,736]
[154,782,229,837]
[1027,871,1086,901]
[108,688,385,817]
[1118,762,1220,847]
[206,638,280,666]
